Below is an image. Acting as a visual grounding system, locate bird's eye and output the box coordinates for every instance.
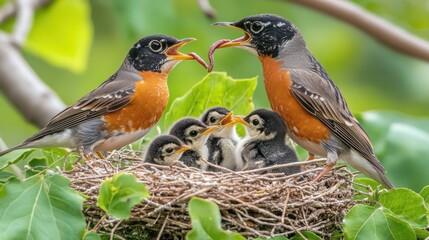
[250,21,264,34]
[149,40,163,52]
[189,130,198,137]
[252,119,260,126]
[165,147,174,154]
[209,116,216,123]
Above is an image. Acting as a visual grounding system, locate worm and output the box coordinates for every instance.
[208,39,230,72]
[189,52,208,69]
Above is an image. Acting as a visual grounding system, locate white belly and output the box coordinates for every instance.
[287,130,327,157]
[94,128,150,152]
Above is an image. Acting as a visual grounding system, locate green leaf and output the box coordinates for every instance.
[25,157,48,177]
[83,231,102,240]
[419,186,429,207]
[291,231,322,240]
[414,228,429,240]
[25,0,93,73]
[164,72,257,130]
[0,171,16,184]
[186,197,245,240]
[97,173,149,219]
[379,188,428,228]
[0,174,85,239]
[353,178,381,200]
[0,149,35,171]
[359,111,429,190]
[343,204,415,240]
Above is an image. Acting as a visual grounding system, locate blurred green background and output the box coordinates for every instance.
[0,0,428,189]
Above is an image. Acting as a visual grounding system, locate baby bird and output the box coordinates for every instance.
[201,107,245,171]
[144,135,190,165]
[237,109,300,175]
[169,118,218,170]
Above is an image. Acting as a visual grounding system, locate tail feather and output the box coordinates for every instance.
[348,149,394,189]
[0,144,28,157]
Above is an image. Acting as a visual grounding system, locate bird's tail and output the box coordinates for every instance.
[0,144,27,158]
[348,150,394,189]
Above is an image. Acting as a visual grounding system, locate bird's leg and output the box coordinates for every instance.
[96,151,105,159]
[312,149,337,182]
[306,152,315,161]
[312,163,335,182]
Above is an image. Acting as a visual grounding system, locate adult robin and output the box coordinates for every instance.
[200,107,245,171]
[144,135,190,165]
[237,109,300,174]
[169,118,218,170]
[0,35,206,158]
[212,14,394,189]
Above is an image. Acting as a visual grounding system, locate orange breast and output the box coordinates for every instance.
[259,56,330,143]
[104,71,169,133]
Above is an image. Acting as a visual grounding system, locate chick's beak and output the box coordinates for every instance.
[176,145,191,154]
[212,22,251,48]
[233,117,249,126]
[165,38,196,60]
[219,112,234,126]
[201,126,219,136]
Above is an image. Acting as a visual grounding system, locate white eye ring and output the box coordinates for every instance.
[149,40,163,52]
[250,21,264,34]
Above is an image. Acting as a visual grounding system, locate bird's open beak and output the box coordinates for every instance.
[176,145,191,154]
[212,22,251,48]
[219,112,249,127]
[165,38,197,60]
[201,126,219,136]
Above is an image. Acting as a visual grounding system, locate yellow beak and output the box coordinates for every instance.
[176,145,191,154]
[212,22,251,48]
[201,126,219,136]
[165,38,197,60]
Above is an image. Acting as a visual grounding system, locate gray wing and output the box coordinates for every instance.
[24,78,136,143]
[288,69,384,172]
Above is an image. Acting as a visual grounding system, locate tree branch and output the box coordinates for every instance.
[198,0,216,19]
[0,40,66,127]
[0,0,49,24]
[288,0,429,61]
[10,0,34,47]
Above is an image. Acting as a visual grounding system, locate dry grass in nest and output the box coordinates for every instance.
[64,152,368,239]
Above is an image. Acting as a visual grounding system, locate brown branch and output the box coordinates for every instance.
[0,0,65,129]
[197,0,216,19]
[288,0,429,61]
[0,39,66,128]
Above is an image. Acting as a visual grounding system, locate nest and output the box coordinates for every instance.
[64,153,366,239]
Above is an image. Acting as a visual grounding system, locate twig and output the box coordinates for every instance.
[197,0,216,19]
[288,0,429,61]
[156,215,169,240]
[110,220,122,240]
[11,0,34,47]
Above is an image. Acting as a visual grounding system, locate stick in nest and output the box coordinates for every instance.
[65,155,364,239]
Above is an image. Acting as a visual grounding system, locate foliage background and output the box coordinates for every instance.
[0,0,428,191]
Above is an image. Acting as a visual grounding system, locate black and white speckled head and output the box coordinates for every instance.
[144,135,189,165]
[214,14,300,58]
[169,118,218,147]
[200,107,231,126]
[243,109,286,139]
[125,35,195,73]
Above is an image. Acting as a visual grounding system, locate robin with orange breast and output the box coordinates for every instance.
[0,35,206,158]
[211,14,394,189]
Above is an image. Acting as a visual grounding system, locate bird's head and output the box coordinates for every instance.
[213,14,300,58]
[144,135,190,165]
[125,35,206,74]
[169,118,218,148]
[242,109,286,140]
[200,107,247,138]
